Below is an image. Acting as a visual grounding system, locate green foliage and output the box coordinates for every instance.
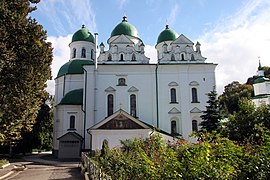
[224,98,270,143]
[0,0,52,146]
[91,133,248,179]
[200,89,222,132]
[219,81,253,115]
[14,97,53,153]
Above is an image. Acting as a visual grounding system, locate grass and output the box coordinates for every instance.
[0,159,9,167]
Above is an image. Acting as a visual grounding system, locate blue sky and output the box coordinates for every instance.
[31,0,270,94]
[32,0,247,45]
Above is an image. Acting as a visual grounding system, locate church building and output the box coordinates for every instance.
[53,16,217,158]
[252,62,270,107]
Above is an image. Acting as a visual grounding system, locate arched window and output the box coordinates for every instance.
[118,78,126,86]
[181,54,185,60]
[72,48,76,58]
[132,54,136,61]
[171,120,177,134]
[81,48,86,58]
[170,88,177,103]
[107,94,114,116]
[91,49,94,60]
[171,54,175,61]
[120,54,124,61]
[108,54,112,61]
[70,115,75,129]
[192,120,198,132]
[130,94,136,117]
[191,88,198,103]
[191,54,195,61]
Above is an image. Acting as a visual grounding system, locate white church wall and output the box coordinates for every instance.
[90,129,152,150]
[55,76,64,105]
[53,105,84,150]
[69,41,95,60]
[64,74,84,93]
[93,65,157,126]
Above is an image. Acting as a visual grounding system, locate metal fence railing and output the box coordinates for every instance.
[81,152,111,180]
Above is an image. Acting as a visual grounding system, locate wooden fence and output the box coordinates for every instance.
[81,152,111,180]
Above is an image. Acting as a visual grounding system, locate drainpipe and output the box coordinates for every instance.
[155,62,159,128]
[63,74,66,96]
[93,33,98,124]
[82,68,87,150]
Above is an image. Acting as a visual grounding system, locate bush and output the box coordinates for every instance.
[90,132,253,179]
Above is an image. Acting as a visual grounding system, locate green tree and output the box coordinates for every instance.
[0,0,52,152]
[200,89,222,132]
[225,98,270,143]
[219,81,253,115]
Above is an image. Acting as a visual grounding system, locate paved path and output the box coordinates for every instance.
[0,153,83,180]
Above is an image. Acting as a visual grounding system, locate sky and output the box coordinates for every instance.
[30,0,270,95]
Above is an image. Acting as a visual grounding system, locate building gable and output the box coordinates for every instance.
[111,34,134,45]
[99,114,145,129]
[88,109,150,131]
[172,34,194,45]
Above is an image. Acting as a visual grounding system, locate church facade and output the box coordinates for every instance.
[252,62,270,107]
[53,16,217,158]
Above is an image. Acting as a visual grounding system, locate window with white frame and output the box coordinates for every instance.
[69,115,75,129]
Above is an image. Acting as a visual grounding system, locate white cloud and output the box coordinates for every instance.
[145,45,157,63]
[36,0,97,35]
[168,4,179,26]
[198,0,270,94]
[117,0,128,9]
[45,35,72,94]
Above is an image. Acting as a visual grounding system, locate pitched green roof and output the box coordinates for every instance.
[254,76,270,84]
[59,89,83,105]
[72,25,95,43]
[157,25,179,45]
[111,16,139,38]
[57,59,94,78]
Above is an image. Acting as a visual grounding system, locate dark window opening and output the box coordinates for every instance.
[120,54,124,61]
[192,120,198,132]
[73,48,76,58]
[107,94,114,116]
[181,54,185,60]
[81,48,86,58]
[192,88,198,103]
[108,54,112,61]
[118,78,126,86]
[91,49,94,60]
[191,54,195,61]
[170,88,177,103]
[70,115,75,129]
[130,94,136,117]
[132,54,136,61]
[171,120,177,134]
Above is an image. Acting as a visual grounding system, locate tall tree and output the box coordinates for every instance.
[0,0,52,151]
[225,98,270,143]
[200,89,222,132]
[219,81,253,115]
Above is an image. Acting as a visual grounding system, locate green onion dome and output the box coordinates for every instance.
[57,59,94,78]
[59,89,83,105]
[111,16,139,38]
[157,25,179,45]
[72,25,95,43]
